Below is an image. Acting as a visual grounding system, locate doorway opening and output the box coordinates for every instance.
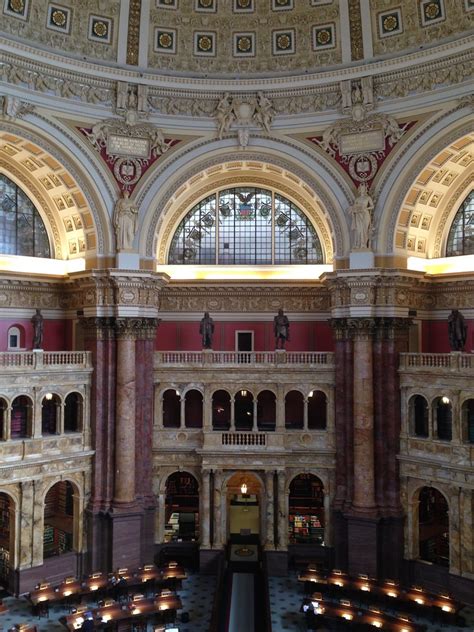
[226,472,261,546]
[236,331,253,363]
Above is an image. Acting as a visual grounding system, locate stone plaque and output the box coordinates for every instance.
[107,134,150,158]
[339,129,384,155]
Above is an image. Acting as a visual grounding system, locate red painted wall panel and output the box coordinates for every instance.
[155,319,335,352]
[421,319,474,353]
[0,318,69,351]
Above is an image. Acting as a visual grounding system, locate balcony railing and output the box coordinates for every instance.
[155,351,334,368]
[399,352,474,371]
[0,351,92,369]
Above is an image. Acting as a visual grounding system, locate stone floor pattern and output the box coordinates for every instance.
[268,573,474,632]
[0,573,216,631]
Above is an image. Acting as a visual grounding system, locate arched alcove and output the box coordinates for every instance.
[257,390,276,432]
[64,392,83,433]
[234,389,253,431]
[433,396,452,441]
[162,389,181,428]
[212,390,231,430]
[409,394,429,437]
[418,486,449,567]
[11,395,32,439]
[43,481,75,558]
[164,472,199,543]
[226,471,263,544]
[308,390,327,430]
[0,492,14,587]
[184,389,203,428]
[288,474,325,545]
[285,390,304,430]
[41,393,61,435]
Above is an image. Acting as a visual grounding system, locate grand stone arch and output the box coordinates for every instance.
[135,136,353,261]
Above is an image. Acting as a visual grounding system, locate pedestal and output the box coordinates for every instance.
[116,251,140,269]
[349,250,375,269]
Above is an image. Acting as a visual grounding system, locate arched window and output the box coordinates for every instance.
[285,390,304,429]
[409,395,429,437]
[43,481,75,558]
[235,389,253,431]
[257,390,276,431]
[164,472,199,543]
[446,190,474,257]
[0,174,50,258]
[462,399,474,443]
[64,392,83,433]
[288,474,325,545]
[11,396,32,439]
[162,389,181,428]
[184,389,203,428]
[41,394,60,435]
[308,390,327,430]
[212,390,231,430]
[168,187,323,265]
[7,326,23,350]
[418,487,449,567]
[434,396,452,441]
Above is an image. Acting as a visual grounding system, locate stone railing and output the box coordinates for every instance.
[399,353,474,372]
[0,351,92,370]
[222,433,266,446]
[155,350,334,368]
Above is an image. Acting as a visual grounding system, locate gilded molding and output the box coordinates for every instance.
[126,0,142,66]
[348,0,364,61]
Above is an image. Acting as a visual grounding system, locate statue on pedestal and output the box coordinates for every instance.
[200,312,215,349]
[274,309,290,349]
[348,183,374,250]
[448,309,467,351]
[114,191,138,251]
[31,308,44,349]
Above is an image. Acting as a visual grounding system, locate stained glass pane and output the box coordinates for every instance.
[168,186,323,265]
[0,174,51,258]
[446,190,474,257]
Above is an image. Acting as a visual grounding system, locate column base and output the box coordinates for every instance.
[265,550,288,576]
[199,548,223,574]
[108,509,143,570]
[347,514,380,577]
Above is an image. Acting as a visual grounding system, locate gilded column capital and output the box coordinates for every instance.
[330,318,349,340]
[115,317,161,340]
[79,317,116,340]
[347,317,377,340]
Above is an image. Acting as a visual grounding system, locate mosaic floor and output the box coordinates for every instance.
[0,573,216,632]
[268,573,474,632]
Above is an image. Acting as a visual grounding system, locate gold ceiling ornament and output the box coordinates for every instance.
[348,0,364,61]
[126,0,142,66]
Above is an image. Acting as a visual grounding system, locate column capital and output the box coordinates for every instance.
[79,316,116,340]
[347,317,377,340]
[115,317,161,340]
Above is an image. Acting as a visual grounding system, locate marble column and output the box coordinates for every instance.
[32,388,42,439]
[4,405,11,441]
[460,487,473,575]
[276,385,285,430]
[277,470,287,550]
[201,469,211,548]
[213,470,224,548]
[253,400,258,432]
[230,398,235,431]
[156,492,165,543]
[265,471,275,549]
[449,486,461,575]
[113,319,137,507]
[349,318,376,512]
[303,398,309,430]
[203,390,212,431]
[19,480,34,568]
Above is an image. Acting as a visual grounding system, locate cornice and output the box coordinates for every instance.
[0,34,472,90]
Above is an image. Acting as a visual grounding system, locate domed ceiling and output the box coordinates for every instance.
[0,0,472,77]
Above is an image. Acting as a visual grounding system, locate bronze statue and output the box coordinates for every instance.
[31,308,44,349]
[200,312,215,349]
[448,309,467,351]
[274,309,290,349]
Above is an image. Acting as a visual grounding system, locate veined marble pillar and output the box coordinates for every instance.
[277,470,287,550]
[276,385,285,430]
[265,471,275,549]
[157,492,165,543]
[350,318,376,512]
[113,320,137,507]
[213,470,224,548]
[19,480,34,568]
[201,469,211,548]
[203,390,212,431]
[230,398,235,431]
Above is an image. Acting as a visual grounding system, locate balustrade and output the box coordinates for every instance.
[155,350,334,367]
[0,350,91,369]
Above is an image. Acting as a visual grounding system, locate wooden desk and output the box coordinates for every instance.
[62,594,183,631]
[301,598,425,632]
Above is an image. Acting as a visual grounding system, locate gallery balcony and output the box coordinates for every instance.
[154,350,334,369]
[399,352,474,468]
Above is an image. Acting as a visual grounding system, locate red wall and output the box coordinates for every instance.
[421,319,474,353]
[0,318,70,351]
[156,320,335,352]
